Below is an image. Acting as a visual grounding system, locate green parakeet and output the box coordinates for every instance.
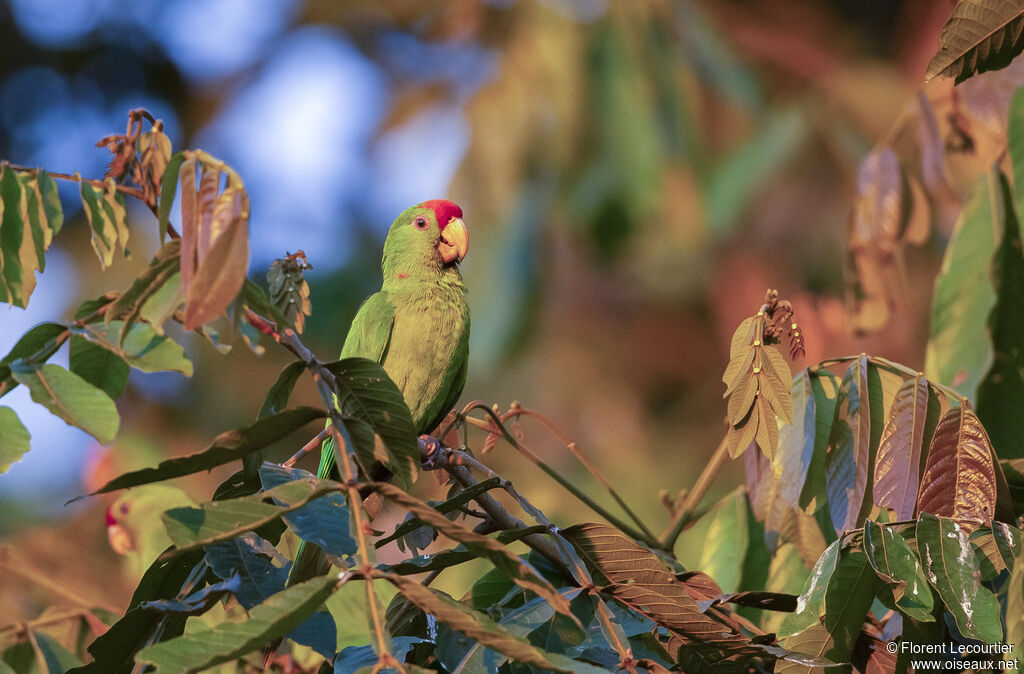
[290,199,470,583]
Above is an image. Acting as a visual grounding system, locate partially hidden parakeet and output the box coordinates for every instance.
[289,199,470,583]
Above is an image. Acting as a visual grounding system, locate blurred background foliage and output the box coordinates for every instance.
[0,0,1011,631]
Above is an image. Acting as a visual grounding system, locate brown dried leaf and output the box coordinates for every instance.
[916,404,998,525]
[178,159,198,295]
[873,375,932,520]
[182,188,249,330]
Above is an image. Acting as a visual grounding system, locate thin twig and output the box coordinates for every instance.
[283,428,331,468]
[461,405,660,548]
[491,405,657,541]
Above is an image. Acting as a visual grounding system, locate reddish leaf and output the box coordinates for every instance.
[873,376,935,520]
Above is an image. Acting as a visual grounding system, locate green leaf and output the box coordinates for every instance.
[326,579,397,652]
[10,361,119,444]
[977,171,1024,458]
[135,576,338,673]
[259,361,306,420]
[825,357,871,535]
[994,520,1022,569]
[241,278,290,329]
[157,152,186,243]
[926,170,1001,402]
[0,167,30,307]
[69,335,130,399]
[925,0,1024,84]
[161,478,347,556]
[777,539,842,638]
[774,369,816,513]
[324,358,418,489]
[1010,87,1024,219]
[105,239,182,331]
[697,488,748,594]
[1008,532,1024,663]
[0,321,67,398]
[863,520,934,622]
[820,549,880,663]
[73,320,192,376]
[86,406,325,495]
[916,512,1003,643]
[0,406,30,473]
[79,176,118,268]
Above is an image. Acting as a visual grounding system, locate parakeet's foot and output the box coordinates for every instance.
[419,434,442,470]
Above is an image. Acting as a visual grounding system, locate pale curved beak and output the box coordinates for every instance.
[438,217,468,265]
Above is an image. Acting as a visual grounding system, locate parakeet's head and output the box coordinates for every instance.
[382,199,468,283]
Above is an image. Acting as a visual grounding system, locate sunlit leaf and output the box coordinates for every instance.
[10,361,119,444]
[78,176,119,269]
[916,404,998,524]
[976,171,1024,458]
[0,167,28,306]
[873,375,937,519]
[916,513,1003,643]
[135,576,338,673]
[73,321,192,376]
[697,489,748,594]
[926,0,1024,84]
[0,406,30,473]
[799,370,839,510]
[156,152,186,243]
[863,520,933,622]
[926,171,1001,401]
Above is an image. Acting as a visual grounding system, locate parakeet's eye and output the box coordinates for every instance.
[414,217,428,229]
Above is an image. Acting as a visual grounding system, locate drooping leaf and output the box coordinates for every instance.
[774,370,817,514]
[10,361,119,444]
[976,171,1024,458]
[926,171,1001,401]
[156,152,186,243]
[916,404,998,524]
[324,358,418,489]
[69,334,130,399]
[825,357,871,535]
[386,574,605,674]
[137,574,242,616]
[925,0,1024,84]
[0,406,30,472]
[85,407,325,495]
[873,375,937,519]
[135,576,338,673]
[72,321,192,376]
[863,520,934,622]
[916,513,1003,643]
[180,160,250,330]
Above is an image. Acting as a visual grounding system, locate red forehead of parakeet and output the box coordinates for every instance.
[419,199,463,228]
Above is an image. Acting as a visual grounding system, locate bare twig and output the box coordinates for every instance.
[0,547,121,614]
[659,434,731,549]
[283,428,331,468]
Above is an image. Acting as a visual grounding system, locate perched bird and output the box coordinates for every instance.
[289,199,470,583]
